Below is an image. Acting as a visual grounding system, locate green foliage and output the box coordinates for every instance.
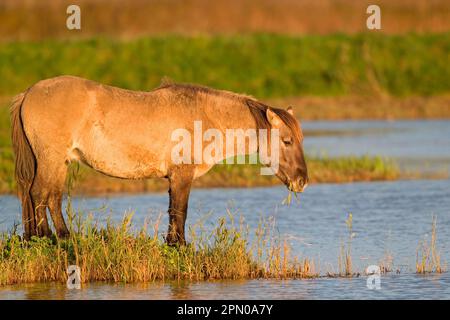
[0,33,449,98]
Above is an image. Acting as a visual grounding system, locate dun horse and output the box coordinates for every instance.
[11,76,308,244]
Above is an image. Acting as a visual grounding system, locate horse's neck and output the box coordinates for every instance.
[211,100,261,158]
[219,98,257,129]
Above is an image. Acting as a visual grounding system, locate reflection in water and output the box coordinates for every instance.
[1,273,449,299]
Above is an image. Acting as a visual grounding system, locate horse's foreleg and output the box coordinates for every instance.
[48,193,69,238]
[166,168,194,246]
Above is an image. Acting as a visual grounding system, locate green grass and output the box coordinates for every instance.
[307,154,399,183]
[1,33,450,98]
[200,154,399,187]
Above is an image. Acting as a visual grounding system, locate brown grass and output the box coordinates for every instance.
[1,0,449,41]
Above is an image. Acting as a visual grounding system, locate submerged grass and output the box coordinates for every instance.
[0,209,317,286]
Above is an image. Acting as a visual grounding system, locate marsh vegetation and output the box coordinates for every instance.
[0,204,444,286]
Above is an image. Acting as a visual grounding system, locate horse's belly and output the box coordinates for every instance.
[71,139,168,180]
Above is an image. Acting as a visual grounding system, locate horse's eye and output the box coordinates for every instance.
[283,138,293,145]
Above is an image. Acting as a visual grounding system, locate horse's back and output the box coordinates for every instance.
[20,76,176,179]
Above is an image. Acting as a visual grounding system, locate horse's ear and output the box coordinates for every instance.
[287,106,294,116]
[266,108,282,127]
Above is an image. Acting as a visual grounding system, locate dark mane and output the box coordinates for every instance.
[246,99,302,142]
[157,81,253,101]
[157,81,302,141]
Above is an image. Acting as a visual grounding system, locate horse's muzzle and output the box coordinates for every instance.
[289,177,308,193]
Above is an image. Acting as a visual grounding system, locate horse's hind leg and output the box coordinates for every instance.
[31,158,69,238]
[30,172,52,238]
[46,164,69,238]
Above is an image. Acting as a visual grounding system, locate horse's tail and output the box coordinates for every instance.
[10,90,36,239]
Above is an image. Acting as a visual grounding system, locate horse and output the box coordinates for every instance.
[11,76,308,244]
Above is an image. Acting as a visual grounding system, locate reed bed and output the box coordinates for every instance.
[0,208,317,286]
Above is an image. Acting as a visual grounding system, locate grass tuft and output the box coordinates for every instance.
[338,213,354,277]
[416,215,445,274]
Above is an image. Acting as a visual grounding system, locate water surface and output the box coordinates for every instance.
[1,179,449,299]
[303,120,450,173]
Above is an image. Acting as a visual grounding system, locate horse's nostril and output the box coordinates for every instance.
[297,177,308,191]
[302,181,308,191]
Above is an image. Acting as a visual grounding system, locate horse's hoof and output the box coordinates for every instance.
[165,237,186,247]
[56,231,71,239]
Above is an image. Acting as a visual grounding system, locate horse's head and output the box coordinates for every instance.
[266,106,308,193]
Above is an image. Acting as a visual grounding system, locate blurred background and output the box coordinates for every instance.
[0,0,449,193]
[1,0,450,38]
[1,0,449,112]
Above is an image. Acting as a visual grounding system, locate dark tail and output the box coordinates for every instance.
[10,91,36,239]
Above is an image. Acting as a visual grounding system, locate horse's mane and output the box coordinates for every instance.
[246,99,302,142]
[157,81,254,101]
[157,81,302,141]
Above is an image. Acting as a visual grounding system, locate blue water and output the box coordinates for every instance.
[0,179,449,299]
[303,120,450,172]
[1,273,449,300]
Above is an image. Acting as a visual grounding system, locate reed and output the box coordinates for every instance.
[416,216,444,274]
[379,230,394,274]
[338,213,354,276]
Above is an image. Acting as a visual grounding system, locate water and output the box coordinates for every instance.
[303,120,450,173]
[0,120,449,299]
[1,273,450,300]
[1,179,449,299]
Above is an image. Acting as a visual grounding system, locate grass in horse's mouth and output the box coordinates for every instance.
[282,182,300,206]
